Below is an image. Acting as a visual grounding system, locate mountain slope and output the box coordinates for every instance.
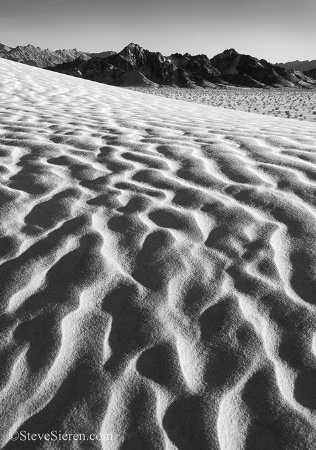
[210,49,316,88]
[168,53,224,86]
[304,68,316,81]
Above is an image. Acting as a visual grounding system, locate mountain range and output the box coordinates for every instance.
[0,43,115,68]
[1,42,315,89]
[47,44,316,89]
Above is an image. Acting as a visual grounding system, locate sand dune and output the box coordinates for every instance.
[1,59,316,449]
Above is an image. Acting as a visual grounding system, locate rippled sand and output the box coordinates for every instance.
[1,59,316,449]
[128,86,316,122]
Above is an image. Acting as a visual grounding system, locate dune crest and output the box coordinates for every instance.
[0,59,316,449]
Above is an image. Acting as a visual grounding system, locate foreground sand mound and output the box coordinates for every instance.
[1,59,316,449]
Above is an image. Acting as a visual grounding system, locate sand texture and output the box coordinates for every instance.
[1,59,316,449]
[128,86,316,122]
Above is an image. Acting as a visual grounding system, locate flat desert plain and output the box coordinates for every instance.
[1,59,316,450]
[128,86,316,122]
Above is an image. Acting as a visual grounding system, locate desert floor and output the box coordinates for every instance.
[1,59,316,449]
[128,86,316,122]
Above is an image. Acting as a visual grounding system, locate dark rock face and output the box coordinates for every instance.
[107,43,179,85]
[304,68,316,81]
[48,56,158,87]
[209,48,241,74]
[169,53,223,86]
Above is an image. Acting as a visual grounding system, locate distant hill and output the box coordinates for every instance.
[47,44,316,89]
[88,51,116,59]
[0,44,115,68]
[276,60,316,72]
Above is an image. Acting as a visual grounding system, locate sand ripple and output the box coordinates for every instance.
[1,60,316,449]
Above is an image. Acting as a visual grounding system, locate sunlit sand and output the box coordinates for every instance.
[1,59,316,449]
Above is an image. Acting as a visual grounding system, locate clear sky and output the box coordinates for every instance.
[0,0,315,63]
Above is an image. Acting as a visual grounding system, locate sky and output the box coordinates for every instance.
[0,0,315,63]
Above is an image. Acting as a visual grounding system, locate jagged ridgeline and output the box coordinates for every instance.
[1,42,315,88]
[0,43,115,68]
[46,44,316,88]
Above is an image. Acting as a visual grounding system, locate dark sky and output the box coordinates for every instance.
[0,0,315,62]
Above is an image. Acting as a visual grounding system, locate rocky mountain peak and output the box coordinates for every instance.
[223,48,239,56]
[121,43,143,54]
